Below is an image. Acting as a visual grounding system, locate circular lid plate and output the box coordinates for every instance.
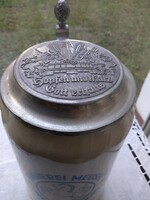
[14,39,123,104]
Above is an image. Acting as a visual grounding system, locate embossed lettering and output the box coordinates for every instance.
[70,83,106,97]
[95,75,113,83]
[60,89,68,96]
[71,89,77,96]
[43,78,50,84]
[46,85,56,93]
[53,89,61,95]
[46,85,69,96]
[18,40,120,100]
[33,78,43,87]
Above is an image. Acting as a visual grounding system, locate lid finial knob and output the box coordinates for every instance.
[54,0,70,39]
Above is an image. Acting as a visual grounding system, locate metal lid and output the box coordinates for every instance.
[14,39,123,105]
[1,0,136,133]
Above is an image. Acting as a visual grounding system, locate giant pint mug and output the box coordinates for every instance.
[0,1,136,200]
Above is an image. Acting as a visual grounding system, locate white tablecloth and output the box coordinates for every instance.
[0,116,150,200]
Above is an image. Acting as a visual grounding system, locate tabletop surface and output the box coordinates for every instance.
[0,115,150,200]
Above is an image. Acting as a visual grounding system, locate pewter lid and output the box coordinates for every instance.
[14,40,123,105]
[0,0,136,133]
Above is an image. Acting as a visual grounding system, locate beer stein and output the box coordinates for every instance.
[0,1,136,200]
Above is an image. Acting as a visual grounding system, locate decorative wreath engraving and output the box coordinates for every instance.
[18,41,120,100]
